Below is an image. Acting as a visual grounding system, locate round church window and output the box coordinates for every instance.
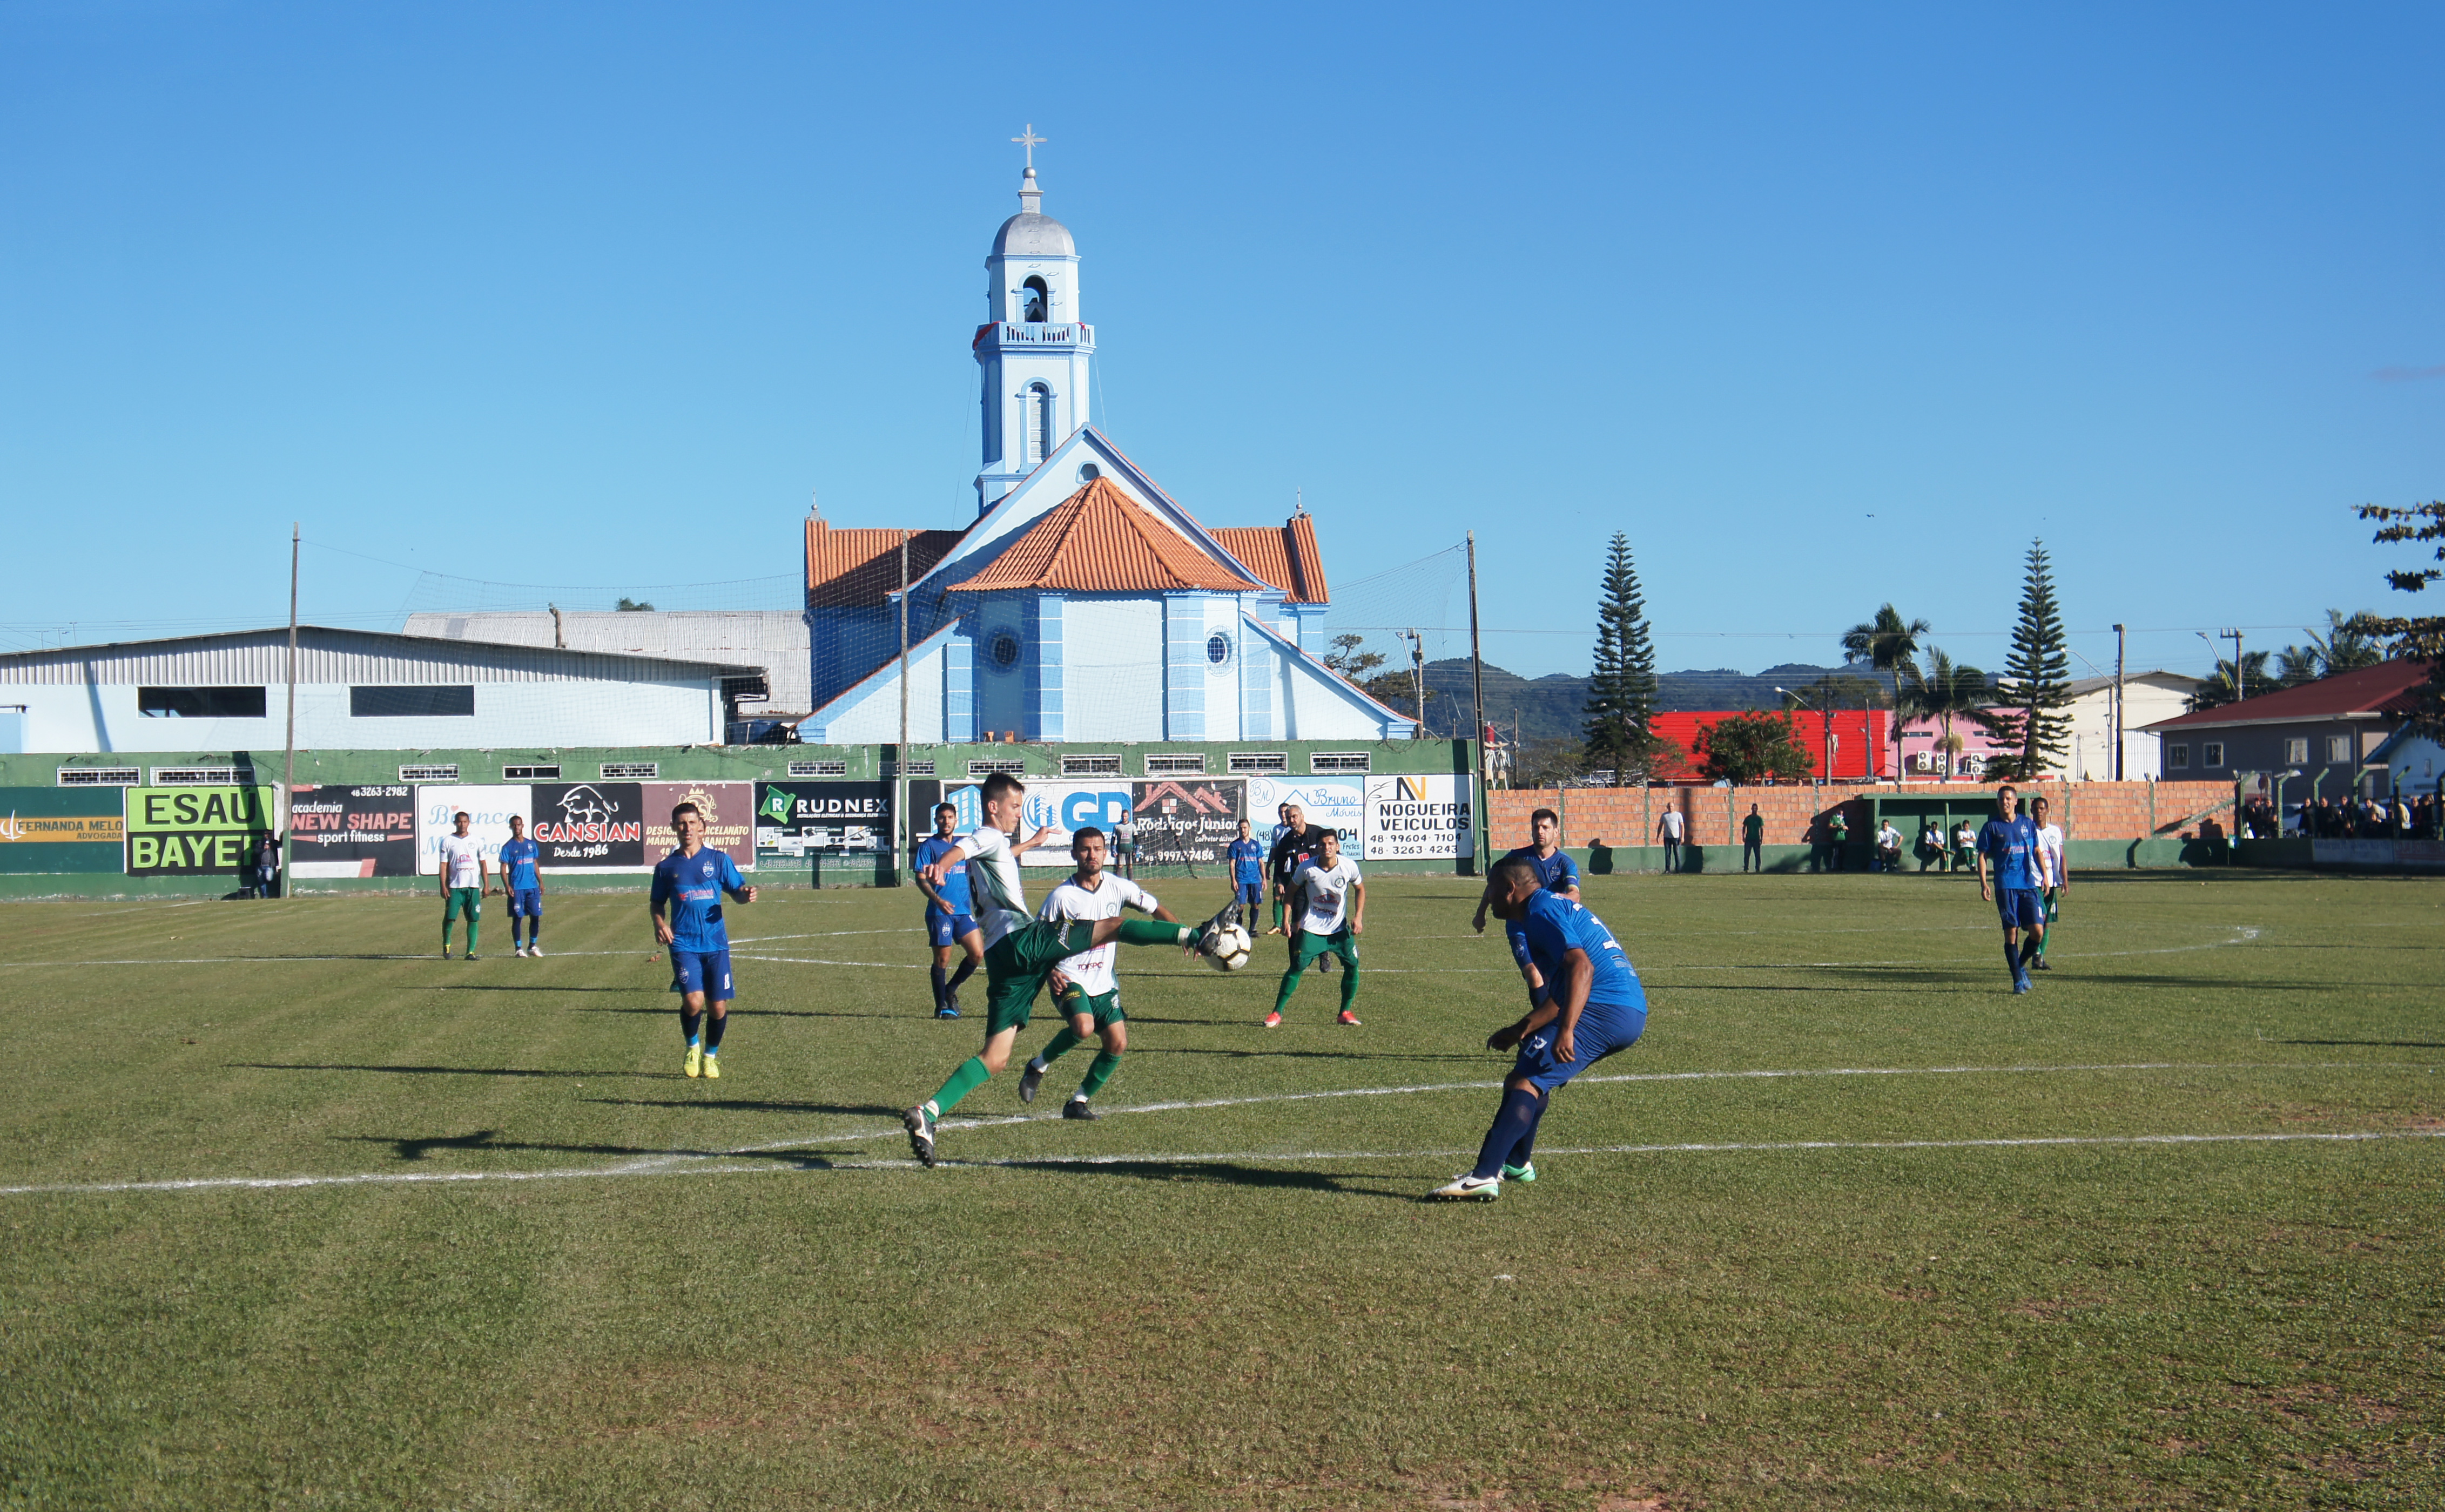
[1077,462,1101,483]
[1206,632,1232,667]
[991,632,1021,670]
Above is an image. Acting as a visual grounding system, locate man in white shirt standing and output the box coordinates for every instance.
[1656,807,1685,874]
[2029,794,2068,971]
[1014,826,1178,1120]
[436,811,488,961]
[1267,830,1364,1028]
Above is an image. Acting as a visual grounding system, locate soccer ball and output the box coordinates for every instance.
[1206,923,1254,971]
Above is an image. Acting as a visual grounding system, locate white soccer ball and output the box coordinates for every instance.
[1207,923,1253,971]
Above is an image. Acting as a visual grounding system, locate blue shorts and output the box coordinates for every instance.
[1512,998,1647,1094]
[1235,881,1264,907]
[509,888,542,918]
[670,948,735,1002]
[1995,887,2044,930]
[926,908,979,948]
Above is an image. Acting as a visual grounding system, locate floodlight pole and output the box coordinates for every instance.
[2112,623,2126,782]
[1466,533,1487,873]
[897,536,910,888]
[281,523,299,902]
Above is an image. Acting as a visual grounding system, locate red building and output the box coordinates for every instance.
[1641,709,1891,782]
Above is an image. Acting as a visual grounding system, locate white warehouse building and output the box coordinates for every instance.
[0,627,760,754]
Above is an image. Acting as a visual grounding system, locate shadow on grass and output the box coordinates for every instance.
[985,1157,1409,1199]
[435,984,641,994]
[569,1007,919,1020]
[2279,1038,2445,1049]
[336,1131,839,1168]
[582,1096,907,1118]
[233,1062,664,1079]
[1121,1045,1487,1062]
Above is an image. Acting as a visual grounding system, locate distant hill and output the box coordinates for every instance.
[1411,658,1896,742]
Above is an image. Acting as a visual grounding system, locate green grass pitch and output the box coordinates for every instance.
[2,869,2440,1509]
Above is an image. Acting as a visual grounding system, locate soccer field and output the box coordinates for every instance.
[2,871,2440,1509]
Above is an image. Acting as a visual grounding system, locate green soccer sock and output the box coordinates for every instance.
[464,917,478,954]
[441,919,454,950]
[927,1056,992,1118]
[1116,917,1189,948]
[1034,1025,1085,1066]
[2036,927,2051,958]
[1272,899,1285,930]
[1338,954,1360,1011]
[1077,1049,1121,1100]
[1272,961,1308,1015]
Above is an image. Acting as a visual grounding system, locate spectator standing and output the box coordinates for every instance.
[1656,807,1685,874]
[1827,808,1849,872]
[1113,814,1137,878]
[250,833,279,900]
[1741,804,1764,873]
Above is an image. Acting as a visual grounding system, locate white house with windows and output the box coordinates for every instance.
[796,164,1416,747]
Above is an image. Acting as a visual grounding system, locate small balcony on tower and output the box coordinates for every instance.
[973,321,1096,353]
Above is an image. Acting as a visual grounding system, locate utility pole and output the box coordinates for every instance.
[281,523,299,903]
[1466,534,1487,872]
[1406,627,1426,737]
[2221,627,2245,703]
[897,536,910,887]
[2112,623,2126,781]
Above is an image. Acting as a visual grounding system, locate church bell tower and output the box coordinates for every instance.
[974,128,1095,511]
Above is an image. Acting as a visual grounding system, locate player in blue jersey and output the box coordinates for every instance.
[1471,807,1581,1013]
[1974,783,2053,995]
[499,815,546,957]
[1225,818,1267,929]
[1433,856,1648,1200]
[650,801,758,1079]
[914,802,982,1018]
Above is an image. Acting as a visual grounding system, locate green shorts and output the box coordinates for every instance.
[982,919,1096,1035]
[443,887,482,922]
[1055,982,1125,1028]
[1290,928,1358,970]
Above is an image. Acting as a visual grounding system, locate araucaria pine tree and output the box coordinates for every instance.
[1582,534,1661,780]
[1985,539,2073,779]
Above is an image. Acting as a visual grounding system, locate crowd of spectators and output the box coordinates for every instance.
[2280,793,2440,840]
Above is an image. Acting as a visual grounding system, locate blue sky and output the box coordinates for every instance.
[3,2,2439,685]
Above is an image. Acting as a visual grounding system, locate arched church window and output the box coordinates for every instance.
[1022,276,1049,323]
[1077,462,1100,483]
[1026,383,1054,464]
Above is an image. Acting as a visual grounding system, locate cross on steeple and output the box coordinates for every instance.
[1011,124,1046,170]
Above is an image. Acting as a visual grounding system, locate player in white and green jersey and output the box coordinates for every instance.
[904,772,1239,1166]
[1015,826,1177,1120]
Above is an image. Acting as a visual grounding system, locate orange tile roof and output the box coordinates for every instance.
[945,478,1265,595]
[805,520,967,607]
[1211,516,1329,603]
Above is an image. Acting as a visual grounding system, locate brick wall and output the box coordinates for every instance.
[1490,780,2239,848]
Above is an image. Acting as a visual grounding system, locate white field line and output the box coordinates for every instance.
[2,1058,2431,1200]
[0,950,663,969]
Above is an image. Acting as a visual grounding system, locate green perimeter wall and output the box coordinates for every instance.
[1563,839,2204,878]
[0,740,1477,899]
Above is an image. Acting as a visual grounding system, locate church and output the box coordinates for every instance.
[796,154,1416,745]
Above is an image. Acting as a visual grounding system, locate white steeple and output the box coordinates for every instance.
[975,129,1094,512]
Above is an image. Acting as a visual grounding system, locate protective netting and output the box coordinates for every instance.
[1319,544,1469,737]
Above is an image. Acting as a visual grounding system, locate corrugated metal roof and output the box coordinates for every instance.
[805,521,967,607]
[945,478,1264,595]
[1212,516,1330,603]
[0,626,757,686]
[2143,659,2434,732]
[401,610,811,710]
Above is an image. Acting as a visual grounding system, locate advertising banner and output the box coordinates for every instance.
[416,785,531,876]
[1130,778,1244,869]
[944,779,1136,866]
[527,781,646,870]
[126,785,277,878]
[1362,773,1473,861]
[286,784,417,878]
[1245,775,1367,856]
[0,786,126,874]
[644,780,755,869]
[756,781,891,858]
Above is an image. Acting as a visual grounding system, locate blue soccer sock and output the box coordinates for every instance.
[1472,1086,1544,1180]
[2017,936,2040,969]
[1507,1091,1551,1170]
[705,1010,728,1051]
[929,964,948,1011]
[2002,941,2022,978]
[681,1007,702,1047]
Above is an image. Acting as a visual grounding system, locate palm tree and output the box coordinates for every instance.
[2188,651,2274,711]
[1898,647,1991,781]
[1842,604,1930,779]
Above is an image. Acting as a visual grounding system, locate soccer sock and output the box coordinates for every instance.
[681,1007,703,1046]
[1337,954,1360,1010]
[929,964,948,1011]
[1472,1087,1544,1180]
[2003,941,2022,977]
[2035,921,2051,957]
[928,1055,992,1117]
[464,916,479,954]
[1507,1091,1551,1170]
[1034,1025,1085,1066]
[947,956,978,994]
[2018,936,2040,969]
[1116,917,1190,948]
[528,917,540,944]
[705,1009,727,1052]
[1077,1049,1121,1100]
[1272,959,1308,1015]
[441,919,454,951]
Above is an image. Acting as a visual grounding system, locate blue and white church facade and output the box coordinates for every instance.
[798,166,1414,746]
